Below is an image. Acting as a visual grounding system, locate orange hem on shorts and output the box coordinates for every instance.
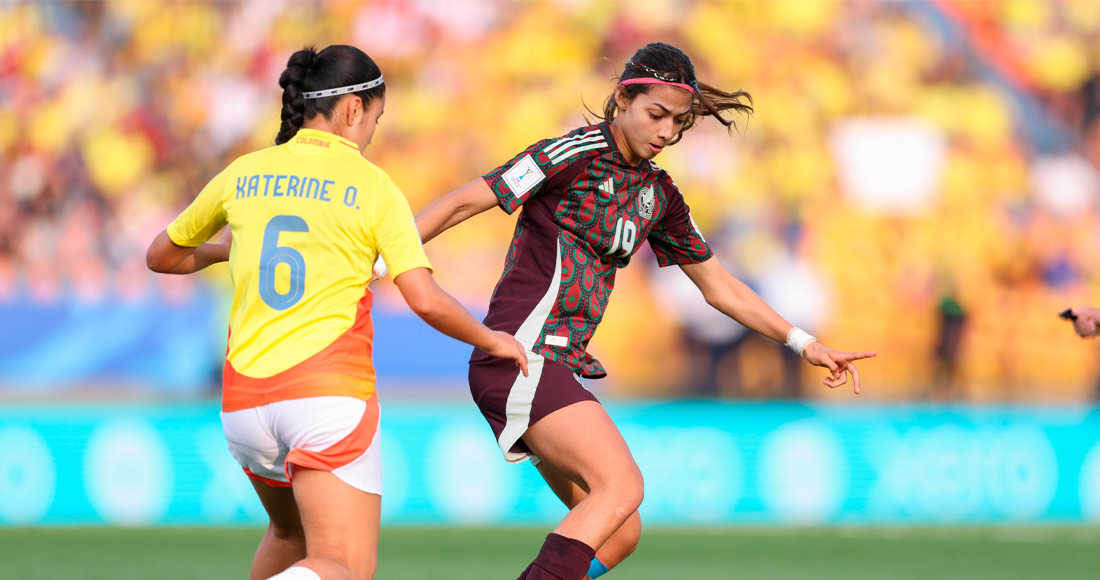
[244,467,292,488]
[286,393,380,477]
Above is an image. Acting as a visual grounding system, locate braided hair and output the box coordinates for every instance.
[599,42,753,145]
[274,45,386,145]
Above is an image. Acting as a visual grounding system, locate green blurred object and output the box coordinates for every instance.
[0,526,1096,579]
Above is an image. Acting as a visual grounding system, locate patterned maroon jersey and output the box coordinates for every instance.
[479,122,712,378]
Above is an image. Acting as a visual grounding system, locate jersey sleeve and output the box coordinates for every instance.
[166,166,231,247]
[372,173,433,279]
[483,127,604,214]
[648,177,713,267]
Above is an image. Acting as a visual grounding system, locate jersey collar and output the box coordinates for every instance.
[286,128,362,154]
[598,121,656,172]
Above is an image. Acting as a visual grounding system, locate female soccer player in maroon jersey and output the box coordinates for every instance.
[413,42,876,580]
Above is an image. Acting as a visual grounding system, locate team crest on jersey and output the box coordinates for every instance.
[638,185,656,219]
[502,154,545,198]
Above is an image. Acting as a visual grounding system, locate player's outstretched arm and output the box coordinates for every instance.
[146,229,231,274]
[415,178,499,244]
[679,257,876,393]
[393,267,528,376]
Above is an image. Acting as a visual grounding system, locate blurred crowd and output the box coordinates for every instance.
[3,0,1100,401]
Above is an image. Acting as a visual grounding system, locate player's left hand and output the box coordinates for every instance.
[801,342,877,395]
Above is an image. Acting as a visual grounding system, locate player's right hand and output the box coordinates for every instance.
[484,331,529,377]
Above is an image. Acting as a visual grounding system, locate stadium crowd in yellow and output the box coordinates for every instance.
[2,0,1099,400]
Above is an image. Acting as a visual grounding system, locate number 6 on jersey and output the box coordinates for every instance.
[259,215,309,310]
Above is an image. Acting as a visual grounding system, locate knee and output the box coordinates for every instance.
[607,470,644,517]
[623,469,645,512]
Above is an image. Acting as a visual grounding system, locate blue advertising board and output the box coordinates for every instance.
[1,401,1098,526]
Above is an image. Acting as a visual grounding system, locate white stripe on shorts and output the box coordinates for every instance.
[497,237,563,463]
[498,354,545,463]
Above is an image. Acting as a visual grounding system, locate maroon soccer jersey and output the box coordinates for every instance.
[480,122,712,378]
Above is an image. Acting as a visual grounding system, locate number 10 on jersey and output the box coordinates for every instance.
[259,215,309,310]
[605,218,637,258]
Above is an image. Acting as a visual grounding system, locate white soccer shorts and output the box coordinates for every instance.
[221,395,382,495]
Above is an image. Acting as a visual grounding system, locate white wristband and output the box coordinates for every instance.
[786,327,816,356]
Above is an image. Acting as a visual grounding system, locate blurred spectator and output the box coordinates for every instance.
[930,277,967,399]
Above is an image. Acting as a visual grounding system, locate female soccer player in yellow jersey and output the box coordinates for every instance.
[146,45,528,580]
[412,42,877,580]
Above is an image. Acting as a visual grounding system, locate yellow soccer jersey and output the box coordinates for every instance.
[167,128,431,410]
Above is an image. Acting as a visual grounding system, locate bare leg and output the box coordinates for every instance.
[285,468,382,580]
[536,460,641,575]
[249,480,306,580]
[522,400,644,552]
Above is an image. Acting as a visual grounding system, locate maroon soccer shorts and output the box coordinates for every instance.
[468,354,599,463]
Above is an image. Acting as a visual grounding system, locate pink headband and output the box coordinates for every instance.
[620,77,696,94]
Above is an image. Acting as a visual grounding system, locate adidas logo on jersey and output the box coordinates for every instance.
[598,178,614,197]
